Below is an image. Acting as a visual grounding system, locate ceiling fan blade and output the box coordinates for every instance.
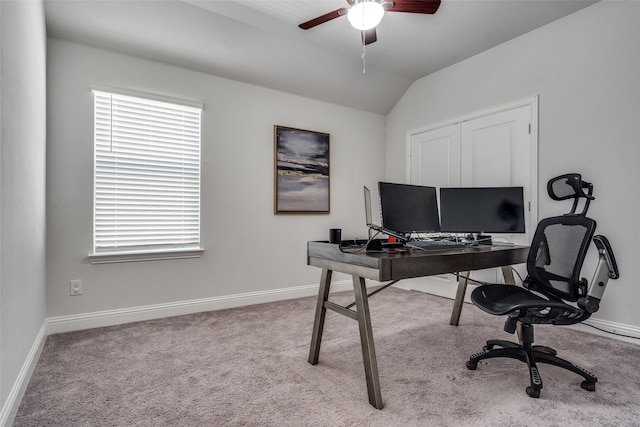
[385,0,441,14]
[361,28,377,45]
[299,8,348,30]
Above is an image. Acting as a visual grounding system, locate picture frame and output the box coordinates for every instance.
[274,125,330,214]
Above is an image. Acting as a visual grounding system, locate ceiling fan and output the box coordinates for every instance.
[299,0,441,45]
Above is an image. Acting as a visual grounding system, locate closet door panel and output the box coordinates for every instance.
[409,123,461,188]
[461,105,533,244]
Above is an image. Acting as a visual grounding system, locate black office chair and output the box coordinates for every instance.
[466,173,620,398]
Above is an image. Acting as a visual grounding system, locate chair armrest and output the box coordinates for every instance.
[594,235,619,279]
[581,235,620,313]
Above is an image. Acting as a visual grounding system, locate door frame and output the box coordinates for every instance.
[405,95,539,231]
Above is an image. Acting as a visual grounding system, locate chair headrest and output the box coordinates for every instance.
[547,173,594,216]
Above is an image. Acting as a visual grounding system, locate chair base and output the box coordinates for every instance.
[466,338,597,398]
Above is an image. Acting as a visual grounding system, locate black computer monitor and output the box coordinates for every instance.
[378,182,441,234]
[439,187,525,234]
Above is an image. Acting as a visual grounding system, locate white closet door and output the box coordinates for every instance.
[409,123,461,188]
[406,124,461,295]
[404,100,537,299]
[460,104,533,245]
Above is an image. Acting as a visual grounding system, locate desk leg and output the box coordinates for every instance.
[352,275,384,409]
[450,267,516,326]
[308,269,332,365]
[501,266,515,284]
[450,271,470,326]
[501,266,521,341]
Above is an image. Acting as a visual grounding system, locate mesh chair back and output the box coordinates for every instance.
[527,215,596,301]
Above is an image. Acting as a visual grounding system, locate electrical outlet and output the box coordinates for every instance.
[70,279,83,296]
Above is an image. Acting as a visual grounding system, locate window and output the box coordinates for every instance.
[90,89,203,263]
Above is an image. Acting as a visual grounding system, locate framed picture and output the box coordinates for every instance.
[274,125,330,214]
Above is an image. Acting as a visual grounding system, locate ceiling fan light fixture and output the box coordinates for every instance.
[347,1,384,31]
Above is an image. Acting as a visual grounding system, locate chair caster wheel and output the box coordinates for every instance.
[581,381,596,392]
[526,386,540,398]
[466,361,477,370]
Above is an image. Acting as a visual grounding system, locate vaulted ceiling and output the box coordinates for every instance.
[44,0,598,114]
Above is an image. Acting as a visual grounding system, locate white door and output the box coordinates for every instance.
[409,123,461,188]
[461,104,533,245]
[403,99,537,299]
[406,124,463,295]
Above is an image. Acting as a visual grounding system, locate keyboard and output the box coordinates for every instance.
[406,240,467,250]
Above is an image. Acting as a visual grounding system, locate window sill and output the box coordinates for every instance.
[88,248,204,264]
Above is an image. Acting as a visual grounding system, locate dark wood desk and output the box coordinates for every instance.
[307,241,528,409]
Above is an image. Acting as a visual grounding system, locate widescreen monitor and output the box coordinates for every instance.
[378,182,440,234]
[439,187,525,234]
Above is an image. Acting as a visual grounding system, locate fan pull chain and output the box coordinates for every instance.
[362,43,366,75]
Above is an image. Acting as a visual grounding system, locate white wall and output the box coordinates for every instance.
[46,39,386,318]
[0,0,48,421]
[386,1,640,328]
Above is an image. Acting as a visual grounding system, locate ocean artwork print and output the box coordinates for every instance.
[274,125,330,213]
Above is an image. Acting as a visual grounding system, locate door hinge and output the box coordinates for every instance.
[528,124,531,134]
[528,201,531,212]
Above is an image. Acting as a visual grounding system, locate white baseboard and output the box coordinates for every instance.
[405,281,640,346]
[576,318,640,344]
[2,280,352,426]
[0,322,47,427]
[46,279,353,335]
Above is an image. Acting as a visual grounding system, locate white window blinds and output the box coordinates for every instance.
[93,90,202,255]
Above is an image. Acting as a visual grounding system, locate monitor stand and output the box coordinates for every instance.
[368,225,407,243]
[469,233,492,246]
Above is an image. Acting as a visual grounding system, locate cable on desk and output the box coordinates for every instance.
[338,231,381,254]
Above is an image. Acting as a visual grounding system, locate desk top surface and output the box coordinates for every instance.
[307,241,529,282]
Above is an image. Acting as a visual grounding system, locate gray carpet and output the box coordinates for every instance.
[14,287,640,426]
